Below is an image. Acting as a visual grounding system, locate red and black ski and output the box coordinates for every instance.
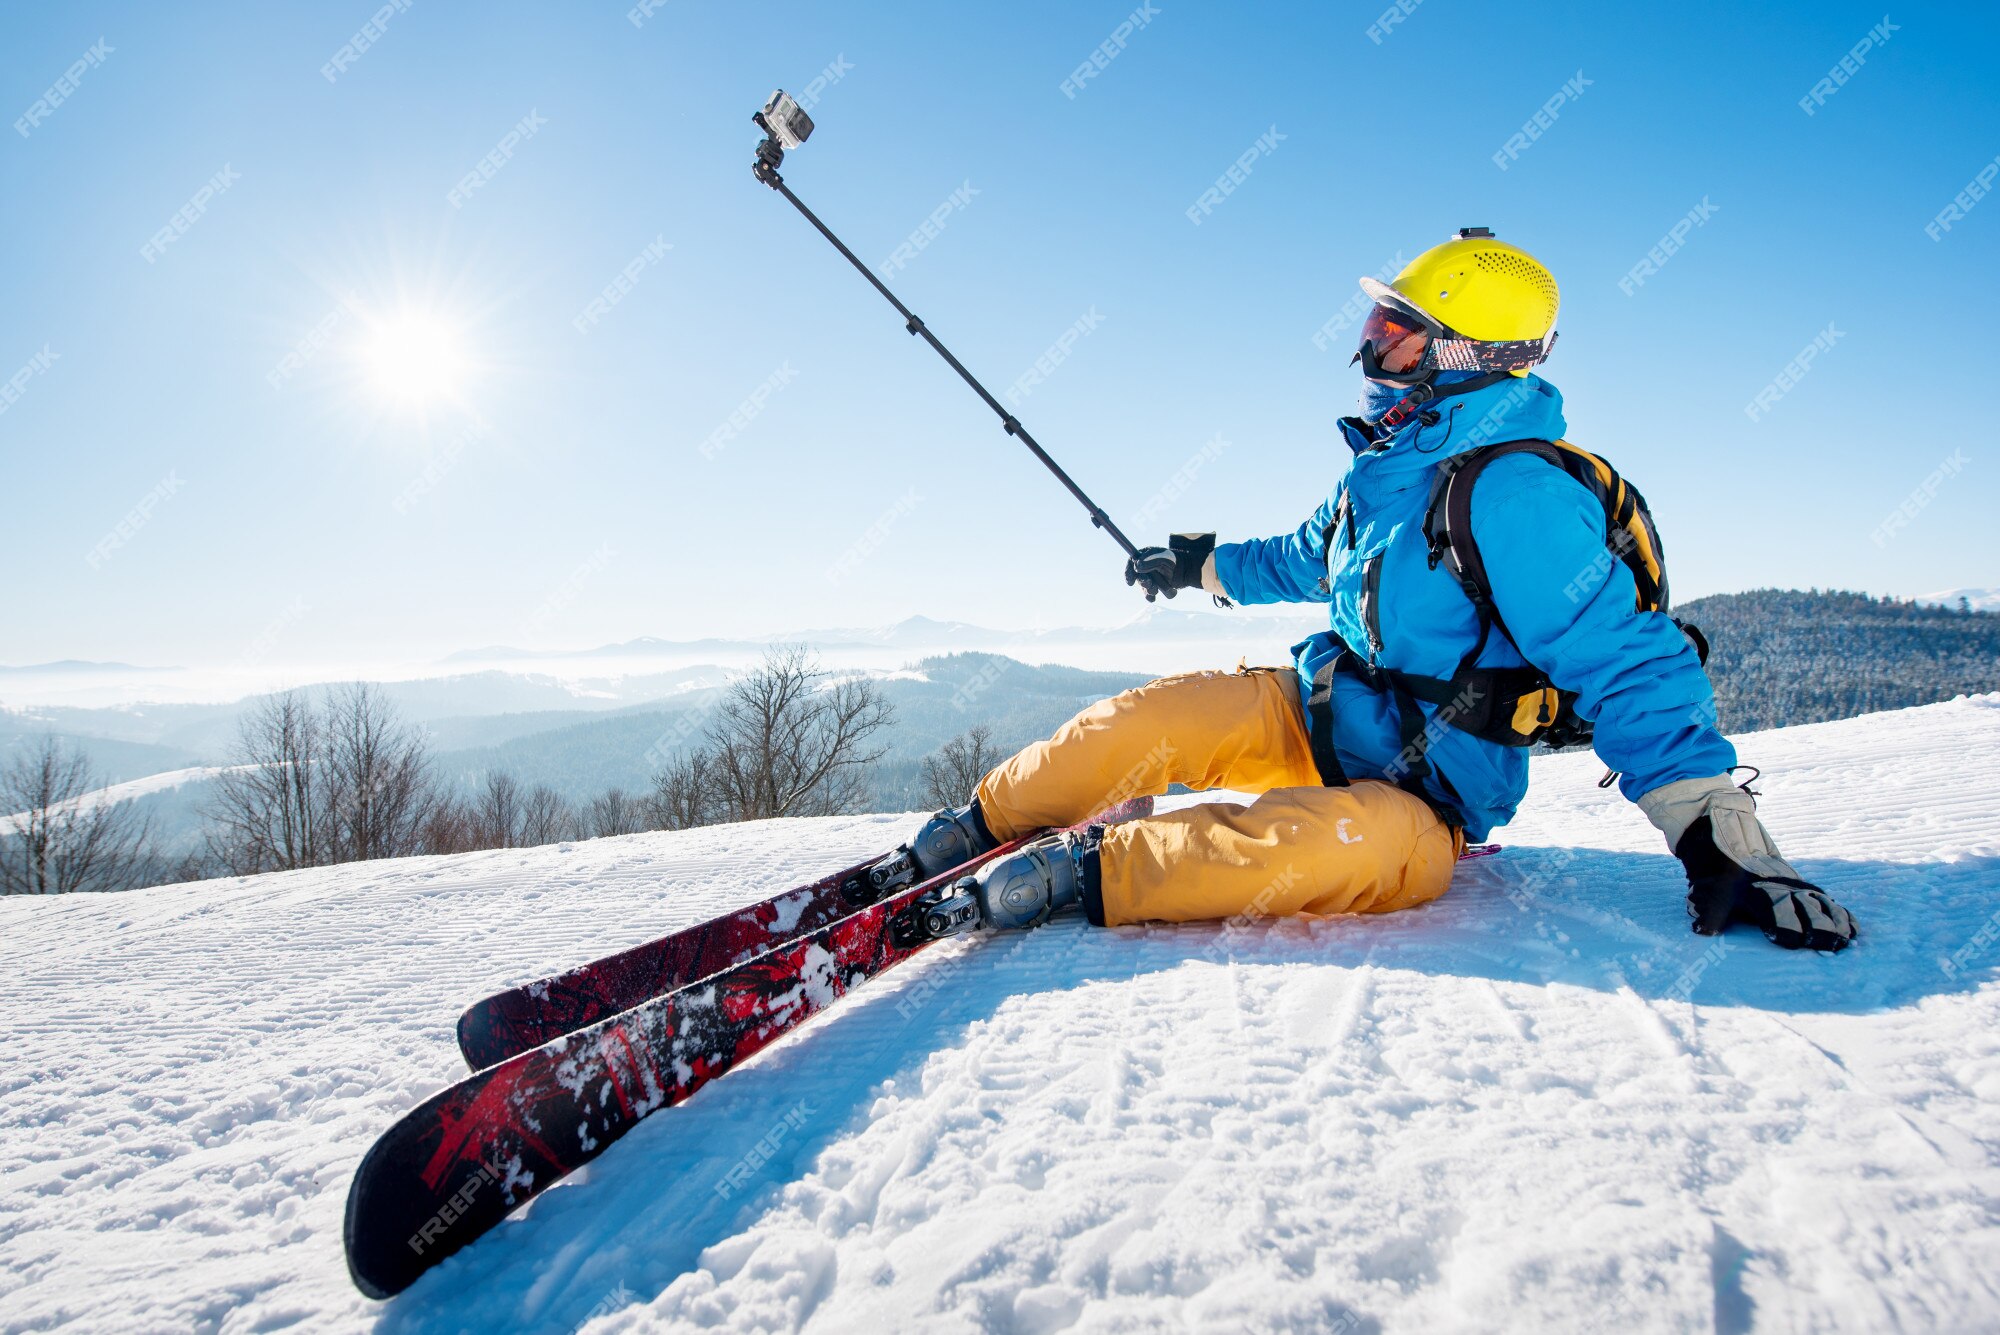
[342,829,1042,1299]
[455,852,886,1071]
[349,807,1495,1297]
[454,796,1159,1072]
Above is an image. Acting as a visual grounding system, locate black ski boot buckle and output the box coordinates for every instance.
[890,878,982,948]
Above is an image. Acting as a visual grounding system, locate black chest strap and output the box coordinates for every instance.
[1301,642,1464,830]
[1304,657,1350,789]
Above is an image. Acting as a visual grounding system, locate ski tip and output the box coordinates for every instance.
[342,1136,409,1299]
[457,990,543,1072]
[1088,793,1155,826]
[347,1261,397,1302]
[342,1081,502,1300]
[455,1005,498,1073]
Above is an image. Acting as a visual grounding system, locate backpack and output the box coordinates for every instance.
[1400,438,1708,750]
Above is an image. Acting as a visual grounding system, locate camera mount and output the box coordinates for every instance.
[751,90,811,187]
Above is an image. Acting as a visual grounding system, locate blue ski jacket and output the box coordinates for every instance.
[1212,374,1733,840]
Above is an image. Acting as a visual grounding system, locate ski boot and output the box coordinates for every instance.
[965,828,1098,931]
[890,828,1103,945]
[844,802,998,906]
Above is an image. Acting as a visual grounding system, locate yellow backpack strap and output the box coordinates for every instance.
[1550,440,1668,611]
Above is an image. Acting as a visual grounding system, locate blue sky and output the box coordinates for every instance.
[2,1,1994,669]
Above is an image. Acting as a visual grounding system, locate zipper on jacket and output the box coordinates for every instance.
[1360,553,1386,658]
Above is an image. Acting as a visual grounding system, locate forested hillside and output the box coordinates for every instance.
[1677,589,2000,731]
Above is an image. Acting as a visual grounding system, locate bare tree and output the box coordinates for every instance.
[169,851,213,883]
[517,784,579,846]
[918,724,999,810]
[0,735,157,894]
[419,795,481,855]
[203,690,328,874]
[474,771,524,848]
[322,682,437,862]
[703,646,894,820]
[586,788,647,838]
[413,773,575,853]
[647,748,719,831]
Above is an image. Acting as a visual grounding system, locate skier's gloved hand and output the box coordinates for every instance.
[1125,532,1218,601]
[1638,774,1857,952]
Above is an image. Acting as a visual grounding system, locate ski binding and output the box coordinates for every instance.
[890,878,982,948]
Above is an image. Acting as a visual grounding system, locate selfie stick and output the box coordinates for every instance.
[750,91,1147,575]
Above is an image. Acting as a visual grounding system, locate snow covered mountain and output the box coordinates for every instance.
[4,698,1998,1331]
[0,763,243,836]
[441,609,1324,666]
[1914,586,2000,613]
[0,611,1309,710]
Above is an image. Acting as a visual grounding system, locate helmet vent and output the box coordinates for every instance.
[1473,250,1559,324]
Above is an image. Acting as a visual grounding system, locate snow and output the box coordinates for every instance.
[1912,586,2000,613]
[0,763,249,836]
[3,699,1999,1333]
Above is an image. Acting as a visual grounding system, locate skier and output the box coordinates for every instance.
[896,229,1856,952]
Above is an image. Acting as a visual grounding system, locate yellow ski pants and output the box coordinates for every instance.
[975,668,1463,928]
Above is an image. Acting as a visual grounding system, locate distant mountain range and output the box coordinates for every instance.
[0,608,1317,711]
[440,608,1317,665]
[27,654,1161,864]
[428,653,1158,809]
[7,590,1995,857]
[0,660,178,675]
[1913,586,2000,613]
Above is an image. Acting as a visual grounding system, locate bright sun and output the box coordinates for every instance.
[361,311,469,407]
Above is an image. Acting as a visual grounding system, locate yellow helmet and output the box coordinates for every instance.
[1357,228,1559,379]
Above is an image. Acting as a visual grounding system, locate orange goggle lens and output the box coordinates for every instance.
[1358,303,1435,375]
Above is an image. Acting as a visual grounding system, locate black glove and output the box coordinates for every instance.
[1124,532,1215,601]
[1675,815,1857,952]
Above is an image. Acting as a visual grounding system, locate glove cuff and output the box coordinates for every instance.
[1636,774,1740,850]
[1639,773,1798,881]
[1198,551,1228,598]
[1167,532,1216,588]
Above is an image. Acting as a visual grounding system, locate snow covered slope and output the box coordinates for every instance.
[0,763,246,836]
[3,699,1998,1333]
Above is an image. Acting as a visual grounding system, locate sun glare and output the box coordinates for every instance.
[361,311,469,407]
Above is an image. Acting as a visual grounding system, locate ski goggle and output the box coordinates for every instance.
[1355,302,1437,378]
[1354,298,1559,381]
